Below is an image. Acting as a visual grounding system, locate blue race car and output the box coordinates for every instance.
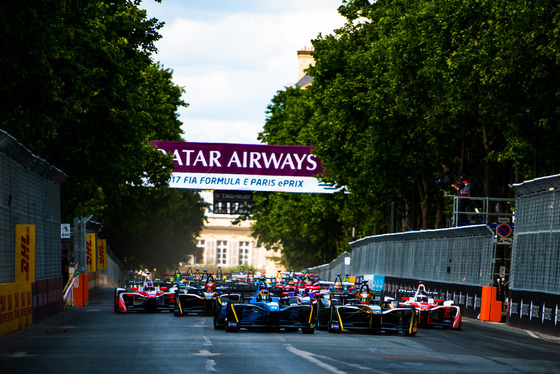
[214,279,316,333]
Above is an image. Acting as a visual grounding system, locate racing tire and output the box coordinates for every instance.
[451,323,462,331]
[114,288,119,313]
[225,319,238,333]
[327,316,341,333]
[114,288,125,313]
[173,294,182,317]
[403,307,417,336]
[214,313,225,330]
[328,308,341,333]
[302,325,315,334]
[404,329,417,337]
[327,323,340,333]
[316,316,328,331]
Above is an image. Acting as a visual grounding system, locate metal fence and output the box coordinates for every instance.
[0,130,67,283]
[306,252,352,281]
[510,175,560,294]
[348,225,495,286]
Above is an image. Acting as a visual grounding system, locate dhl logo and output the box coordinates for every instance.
[20,227,31,282]
[98,242,105,266]
[86,237,93,265]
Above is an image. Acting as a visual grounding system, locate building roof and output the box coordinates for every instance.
[296,74,314,87]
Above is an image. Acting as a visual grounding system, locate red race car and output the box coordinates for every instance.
[114,272,174,313]
[399,283,461,329]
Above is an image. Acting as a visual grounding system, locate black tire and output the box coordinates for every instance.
[173,293,182,316]
[114,289,124,313]
[302,325,315,334]
[327,318,341,333]
[114,288,119,313]
[214,312,225,330]
[328,307,341,333]
[225,318,238,332]
[404,309,418,336]
[404,329,417,336]
[328,322,340,333]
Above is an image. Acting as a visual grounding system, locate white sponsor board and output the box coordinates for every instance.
[168,172,340,193]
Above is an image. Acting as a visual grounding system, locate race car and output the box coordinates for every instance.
[214,279,317,333]
[316,274,358,330]
[275,275,322,302]
[174,276,243,316]
[398,283,461,329]
[114,272,175,313]
[327,281,417,336]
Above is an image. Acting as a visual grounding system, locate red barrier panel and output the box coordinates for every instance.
[480,286,492,321]
[73,274,89,307]
[490,300,503,322]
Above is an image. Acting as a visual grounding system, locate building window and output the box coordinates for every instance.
[194,240,205,264]
[217,240,228,265]
[239,241,250,265]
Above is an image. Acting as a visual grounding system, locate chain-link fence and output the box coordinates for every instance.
[349,225,495,286]
[306,252,351,281]
[0,130,67,283]
[510,175,560,294]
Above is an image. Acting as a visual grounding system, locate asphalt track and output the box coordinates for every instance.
[0,288,559,373]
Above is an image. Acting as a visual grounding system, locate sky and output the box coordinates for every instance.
[140,0,346,145]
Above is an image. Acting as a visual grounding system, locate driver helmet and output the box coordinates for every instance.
[359,292,371,304]
[417,291,428,302]
[205,282,215,293]
[298,288,306,297]
[258,289,271,302]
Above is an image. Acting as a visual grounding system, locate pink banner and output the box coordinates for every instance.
[151,141,323,177]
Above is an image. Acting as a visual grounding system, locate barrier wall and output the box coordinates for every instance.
[306,252,351,281]
[508,174,560,335]
[0,130,67,336]
[349,225,495,286]
[508,290,560,336]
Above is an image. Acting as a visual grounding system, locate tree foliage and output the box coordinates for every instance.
[253,86,354,269]
[255,0,560,267]
[309,0,560,229]
[0,0,206,271]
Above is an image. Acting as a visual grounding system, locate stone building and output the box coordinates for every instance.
[188,192,283,277]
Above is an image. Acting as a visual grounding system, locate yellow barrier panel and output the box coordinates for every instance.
[15,224,35,284]
[1,225,36,336]
[86,233,97,273]
[97,239,107,270]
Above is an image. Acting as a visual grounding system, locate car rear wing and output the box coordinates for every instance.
[397,289,440,297]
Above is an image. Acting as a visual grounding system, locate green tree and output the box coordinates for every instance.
[0,0,205,270]
[251,86,353,269]
[307,0,560,231]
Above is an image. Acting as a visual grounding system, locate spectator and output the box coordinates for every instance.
[453,175,471,223]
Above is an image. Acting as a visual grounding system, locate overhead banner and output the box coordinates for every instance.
[151,141,340,193]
